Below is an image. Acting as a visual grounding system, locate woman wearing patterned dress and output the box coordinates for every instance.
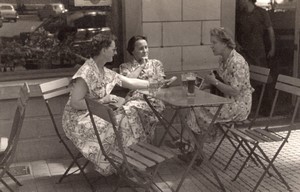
[119,35,166,140]
[62,34,167,176]
[182,27,253,159]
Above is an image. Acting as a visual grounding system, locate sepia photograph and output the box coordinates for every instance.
[0,0,299,191]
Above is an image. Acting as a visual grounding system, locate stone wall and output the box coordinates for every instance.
[0,84,77,162]
[124,0,235,72]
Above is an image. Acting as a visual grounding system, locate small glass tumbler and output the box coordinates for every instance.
[148,78,159,96]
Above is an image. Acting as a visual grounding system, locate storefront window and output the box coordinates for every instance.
[0,0,123,80]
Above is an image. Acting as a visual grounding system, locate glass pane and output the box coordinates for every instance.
[1,6,13,10]
[0,3,120,77]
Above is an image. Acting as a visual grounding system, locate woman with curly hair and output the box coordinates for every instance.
[180,27,253,161]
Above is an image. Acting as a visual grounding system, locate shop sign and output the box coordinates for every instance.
[74,0,112,7]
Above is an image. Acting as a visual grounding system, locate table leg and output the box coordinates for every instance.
[157,109,179,146]
[175,105,226,192]
[143,94,179,146]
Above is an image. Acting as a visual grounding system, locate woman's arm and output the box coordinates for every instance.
[70,78,89,110]
[119,74,149,90]
[205,73,239,96]
[267,26,275,58]
[70,78,118,110]
[125,64,145,78]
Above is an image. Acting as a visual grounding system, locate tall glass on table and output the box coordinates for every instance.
[181,72,196,96]
[186,72,196,96]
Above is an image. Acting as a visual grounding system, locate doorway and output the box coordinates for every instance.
[235,0,299,116]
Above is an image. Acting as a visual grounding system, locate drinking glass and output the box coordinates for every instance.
[186,72,196,96]
[148,77,159,96]
[181,73,188,93]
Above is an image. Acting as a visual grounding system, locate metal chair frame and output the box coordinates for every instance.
[0,83,30,192]
[209,65,271,168]
[85,97,174,192]
[228,74,299,192]
[39,78,93,191]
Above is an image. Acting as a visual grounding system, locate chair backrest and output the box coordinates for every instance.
[85,97,129,172]
[39,78,71,140]
[2,83,30,165]
[249,65,271,122]
[267,74,300,132]
[39,78,71,100]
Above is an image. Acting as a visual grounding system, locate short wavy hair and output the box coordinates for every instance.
[89,33,117,58]
[210,27,236,49]
[126,35,148,56]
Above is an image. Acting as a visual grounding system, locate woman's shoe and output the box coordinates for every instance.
[177,152,193,163]
[165,138,193,153]
[195,158,203,166]
[177,151,202,166]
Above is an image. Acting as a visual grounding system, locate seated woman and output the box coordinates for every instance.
[119,35,166,140]
[182,27,253,160]
[62,34,167,176]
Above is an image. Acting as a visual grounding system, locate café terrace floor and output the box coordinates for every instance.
[2,122,300,192]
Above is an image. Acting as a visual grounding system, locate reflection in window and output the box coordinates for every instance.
[0,5,121,75]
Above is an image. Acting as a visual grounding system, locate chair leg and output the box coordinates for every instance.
[0,178,14,192]
[73,160,94,191]
[253,145,291,192]
[209,128,228,160]
[233,143,258,181]
[157,110,179,147]
[243,142,273,178]
[58,152,80,183]
[210,126,244,161]
[148,164,164,192]
[224,139,244,170]
[58,152,94,191]
[113,176,121,192]
[224,135,261,170]
[6,171,22,186]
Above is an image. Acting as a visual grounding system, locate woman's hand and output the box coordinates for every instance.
[204,71,217,85]
[126,63,146,78]
[161,76,177,88]
[100,94,119,104]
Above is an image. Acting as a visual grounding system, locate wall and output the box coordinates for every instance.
[0,83,77,162]
[124,0,235,72]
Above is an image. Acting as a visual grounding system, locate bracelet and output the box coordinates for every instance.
[147,81,150,88]
[215,80,219,86]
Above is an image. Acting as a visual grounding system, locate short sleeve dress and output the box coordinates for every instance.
[186,50,254,139]
[119,59,166,139]
[62,59,149,176]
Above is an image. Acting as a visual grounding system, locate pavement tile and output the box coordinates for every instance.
[2,129,300,192]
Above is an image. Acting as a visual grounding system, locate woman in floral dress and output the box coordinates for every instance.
[62,34,166,176]
[184,27,253,150]
[119,35,166,140]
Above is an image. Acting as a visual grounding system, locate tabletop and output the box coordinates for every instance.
[139,86,231,107]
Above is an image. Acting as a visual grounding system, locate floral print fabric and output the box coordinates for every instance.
[119,59,166,139]
[186,50,254,137]
[62,59,148,176]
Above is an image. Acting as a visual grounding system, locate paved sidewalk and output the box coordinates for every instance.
[1,130,300,192]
